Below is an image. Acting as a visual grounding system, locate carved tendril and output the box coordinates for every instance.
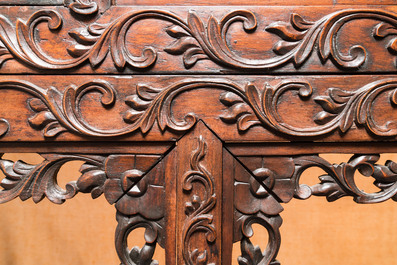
[3,8,397,70]
[115,213,164,265]
[181,136,217,265]
[293,154,397,203]
[0,153,106,204]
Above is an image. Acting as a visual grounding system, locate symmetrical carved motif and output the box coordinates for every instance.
[181,136,217,265]
[1,8,397,70]
[293,154,397,203]
[233,159,283,265]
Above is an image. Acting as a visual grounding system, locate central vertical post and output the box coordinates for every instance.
[165,121,225,264]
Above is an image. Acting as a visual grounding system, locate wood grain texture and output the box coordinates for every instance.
[0,0,396,264]
[1,6,397,73]
[2,75,397,142]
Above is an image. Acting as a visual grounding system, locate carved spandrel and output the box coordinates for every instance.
[0,153,161,204]
[240,154,397,204]
[232,152,283,265]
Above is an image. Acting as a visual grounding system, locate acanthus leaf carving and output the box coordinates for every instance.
[0,153,107,204]
[2,8,397,71]
[182,136,217,265]
[292,154,397,203]
[0,80,117,138]
[3,78,397,139]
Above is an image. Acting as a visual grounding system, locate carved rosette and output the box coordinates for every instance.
[233,156,283,265]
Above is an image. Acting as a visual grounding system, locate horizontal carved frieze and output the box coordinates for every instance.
[1,6,397,73]
[1,76,397,142]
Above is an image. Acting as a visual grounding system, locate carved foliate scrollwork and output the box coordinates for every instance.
[234,157,283,265]
[0,153,106,204]
[0,80,116,138]
[115,213,165,265]
[293,154,397,203]
[181,136,217,265]
[1,8,397,70]
[0,153,162,205]
[2,78,397,139]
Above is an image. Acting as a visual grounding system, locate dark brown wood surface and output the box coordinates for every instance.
[0,0,396,264]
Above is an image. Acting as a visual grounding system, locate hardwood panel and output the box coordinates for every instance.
[1,5,397,74]
[1,75,397,143]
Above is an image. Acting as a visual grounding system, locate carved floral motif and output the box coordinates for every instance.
[1,8,397,70]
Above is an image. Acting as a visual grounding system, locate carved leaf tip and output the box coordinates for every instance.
[164,25,208,68]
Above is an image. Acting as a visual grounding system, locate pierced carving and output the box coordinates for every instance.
[116,213,165,265]
[0,153,162,206]
[2,8,397,71]
[182,136,217,265]
[3,78,397,139]
[113,155,165,265]
[234,161,283,265]
[293,154,397,203]
[0,153,107,204]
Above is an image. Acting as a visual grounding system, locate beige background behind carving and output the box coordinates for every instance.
[0,153,396,265]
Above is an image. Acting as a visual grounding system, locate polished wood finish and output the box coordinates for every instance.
[0,0,396,264]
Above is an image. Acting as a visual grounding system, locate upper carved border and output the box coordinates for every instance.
[1,8,397,71]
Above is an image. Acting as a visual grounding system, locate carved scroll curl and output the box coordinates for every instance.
[293,154,397,203]
[0,153,106,204]
[115,213,164,265]
[182,136,217,265]
[0,80,116,137]
[2,78,397,139]
[2,8,397,70]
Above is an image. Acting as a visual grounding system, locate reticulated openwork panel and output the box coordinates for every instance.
[0,0,397,264]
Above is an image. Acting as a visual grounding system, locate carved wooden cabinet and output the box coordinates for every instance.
[0,0,397,264]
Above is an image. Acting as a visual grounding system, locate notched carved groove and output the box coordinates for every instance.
[293,154,397,203]
[234,159,283,265]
